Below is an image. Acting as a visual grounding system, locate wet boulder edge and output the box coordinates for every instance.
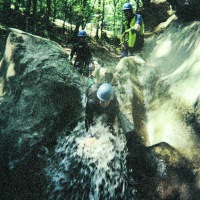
[0,29,84,199]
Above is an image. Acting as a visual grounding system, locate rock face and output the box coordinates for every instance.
[0,26,199,199]
[149,142,199,199]
[95,54,199,199]
[0,29,84,199]
[143,0,200,32]
[167,0,200,21]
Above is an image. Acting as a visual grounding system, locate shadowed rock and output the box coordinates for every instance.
[149,142,199,199]
[167,0,200,21]
[0,29,84,199]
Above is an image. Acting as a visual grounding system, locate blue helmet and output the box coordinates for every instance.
[97,83,114,102]
[122,3,133,11]
[78,30,87,37]
[88,64,93,71]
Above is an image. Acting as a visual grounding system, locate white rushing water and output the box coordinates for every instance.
[46,120,128,199]
[141,21,200,162]
[46,20,200,199]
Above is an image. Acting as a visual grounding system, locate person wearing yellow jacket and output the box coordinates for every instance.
[120,2,144,58]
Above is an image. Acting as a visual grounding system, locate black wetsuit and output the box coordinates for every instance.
[70,40,92,77]
[85,86,120,132]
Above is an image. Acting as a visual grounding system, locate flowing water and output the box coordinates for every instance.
[46,120,130,199]
[141,21,200,162]
[45,21,200,199]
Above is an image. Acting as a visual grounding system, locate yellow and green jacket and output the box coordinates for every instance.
[120,14,144,48]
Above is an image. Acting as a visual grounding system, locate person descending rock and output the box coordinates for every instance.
[85,83,120,136]
[68,30,95,77]
[120,2,145,58]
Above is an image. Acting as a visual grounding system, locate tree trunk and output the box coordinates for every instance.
[32,0,37,33]
[39,0,43,10]
[100,0,105,38]
[95,0,101,38]
[53,0,57,21]
[25,0,32,31]
[113,0,119,37]
[46,0,51,21]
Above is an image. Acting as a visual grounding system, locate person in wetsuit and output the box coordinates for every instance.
[69,30,95,77]
[85,83,120,135]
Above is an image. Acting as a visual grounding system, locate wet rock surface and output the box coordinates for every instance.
[149,142,199,199]
[0,29,84,199]
[0,21,199,199]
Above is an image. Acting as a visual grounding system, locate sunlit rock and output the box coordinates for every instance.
[142,21,200,164]
[154,14,178,33]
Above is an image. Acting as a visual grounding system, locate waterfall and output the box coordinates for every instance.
[46,120,131,199]
[141,21,200,161]
[45,21,200,199]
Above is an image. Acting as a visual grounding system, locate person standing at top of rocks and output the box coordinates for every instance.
[120,2,145,58]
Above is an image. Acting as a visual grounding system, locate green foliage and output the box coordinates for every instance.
[0,0,144,41]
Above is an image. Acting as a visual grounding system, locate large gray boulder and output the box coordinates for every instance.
[0,29,84,199]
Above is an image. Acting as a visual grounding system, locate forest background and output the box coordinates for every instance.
[0,0,159,48]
